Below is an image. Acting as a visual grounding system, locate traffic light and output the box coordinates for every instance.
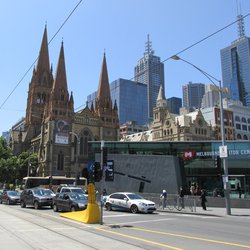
[94,162,103,182]
[102,147,108,165]
[105,160,114,182]
[214,156,221,168]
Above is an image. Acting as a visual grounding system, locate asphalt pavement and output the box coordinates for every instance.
[157,205,250,217]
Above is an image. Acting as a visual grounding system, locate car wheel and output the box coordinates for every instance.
[20,200,26,208]
[34,201,40,210]
[71,206,76,212]
[0,199,2,204]
[106,203,112,211]
[53,204,58,212]
[130,204,138,214]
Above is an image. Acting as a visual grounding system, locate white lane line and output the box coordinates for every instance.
[104,214,137,218]
[109,218,175,225]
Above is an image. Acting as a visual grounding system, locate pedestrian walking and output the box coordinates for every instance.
[200,189,207,210]
[160,189,167,209]
[179,186,185,209]
[237,184,242,199]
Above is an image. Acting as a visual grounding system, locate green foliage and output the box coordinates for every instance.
[0,138,38,186]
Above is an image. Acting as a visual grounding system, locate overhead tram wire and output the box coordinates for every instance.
[75,13,250,112]
[0,0,83,110]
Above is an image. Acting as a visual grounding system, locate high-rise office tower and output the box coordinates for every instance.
[182,82,205,110]
[220,14,250,106]
[167,97,182,114]
[87,78,148,125]
[134,35,165,121]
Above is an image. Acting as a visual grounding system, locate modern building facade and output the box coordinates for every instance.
[182,82,205,110]
[220,15,250,106]
[134,35,165,122]
[89,140,250,195]
[87,78,148,125]
[201,84,230,108]
[167,97,182,114]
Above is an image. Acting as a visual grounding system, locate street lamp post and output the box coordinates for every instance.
[70,132,80,186]
[171,55,231,215]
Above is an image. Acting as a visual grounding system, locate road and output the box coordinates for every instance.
[0,204,249,250]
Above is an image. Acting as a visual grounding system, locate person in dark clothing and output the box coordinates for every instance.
[200,189,207,210]
[237,184,242,199]
[179,186,185,209]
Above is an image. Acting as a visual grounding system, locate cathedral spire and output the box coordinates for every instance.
[36,25,50,79]
[96,53,111,108]
[52,41,68,96]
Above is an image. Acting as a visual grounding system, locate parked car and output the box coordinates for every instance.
[20,188,55,209]
[104,192,156,214]
[53,192,88,212]
[0,190,20,205]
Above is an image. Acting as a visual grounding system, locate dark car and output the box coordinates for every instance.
[20,188,55,209]
[53,192,88,212]
[0,190,20,205]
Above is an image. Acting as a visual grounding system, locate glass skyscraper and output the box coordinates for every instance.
[134,35,165,121]
[220,15,250,106]
[182,82,205,110]
[221,36,250,106]
[87,78,148,125]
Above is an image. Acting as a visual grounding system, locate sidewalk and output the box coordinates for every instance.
[157,206,250,217]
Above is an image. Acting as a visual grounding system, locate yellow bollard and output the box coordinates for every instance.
[60,183,100,224]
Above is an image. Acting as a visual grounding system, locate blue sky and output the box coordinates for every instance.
[0,0,250,134]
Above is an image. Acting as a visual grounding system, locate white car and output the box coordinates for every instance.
[104,192,156,214]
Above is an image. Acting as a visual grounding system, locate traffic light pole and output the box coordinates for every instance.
[100,140,104,225]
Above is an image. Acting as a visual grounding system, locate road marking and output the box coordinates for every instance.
[109,218,174,225]
[104,214,136,218]
[96,227,183,250]
[128,227,250,249]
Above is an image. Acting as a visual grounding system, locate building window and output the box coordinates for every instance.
[248,118,250,124]
[242,125,247,131]
[57,151,64,170]
[237,134,242,139]
[235,116,240,122]
[236,123,241,130]
[243,135,248,140]
[242,117,247,123]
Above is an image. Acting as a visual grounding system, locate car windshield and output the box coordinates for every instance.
[33,189,53,196]
[71,188,84,194]
[126,193,143,200]
[8,191,20,196]
[69,193,87,201]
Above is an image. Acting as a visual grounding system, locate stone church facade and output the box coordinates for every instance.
[10,27,119,178]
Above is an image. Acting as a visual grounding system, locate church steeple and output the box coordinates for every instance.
[45,41,73,121]
[94,53,119,140]
[96,53,111,109]
[52,42,68,97]
[36,25,50,81]
[25,26,53,129]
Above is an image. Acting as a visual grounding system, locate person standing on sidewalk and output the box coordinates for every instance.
[160,189,167,209]
[200,189,207,210]
[179,186,185,209]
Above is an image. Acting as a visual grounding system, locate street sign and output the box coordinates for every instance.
[219,145,228,158]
